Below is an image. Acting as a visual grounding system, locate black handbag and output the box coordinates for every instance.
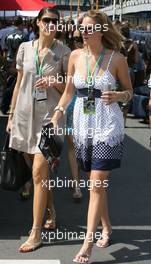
[38,122,63,166]
[0,134,32,191]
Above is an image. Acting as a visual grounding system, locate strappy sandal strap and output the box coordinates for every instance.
[73,252,90,263]
[28,226,41,235]
[19,240,42,252]
[44,207,56,230]
[101,230,112,239]
[46,207,56,219]
[96,230,112,248]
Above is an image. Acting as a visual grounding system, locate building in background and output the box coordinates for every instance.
[44,0,151,26]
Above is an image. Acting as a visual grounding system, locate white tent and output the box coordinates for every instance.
[0,10,39,17]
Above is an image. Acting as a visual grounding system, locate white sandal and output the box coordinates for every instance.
[73,251,91,263]
[96,230,112,248]
[19,227,42,253]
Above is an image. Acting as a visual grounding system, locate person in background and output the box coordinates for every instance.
[112,19,121,33]
[0,20,15,56]
[121,21,130,39]
[148,74,151,128]
[5,16,28,64]
[66,29,83,202]
[144,21,151,78]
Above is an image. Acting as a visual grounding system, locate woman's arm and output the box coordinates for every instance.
[8,70,23,120]
[116,53,133,101]
[101,53,133,105]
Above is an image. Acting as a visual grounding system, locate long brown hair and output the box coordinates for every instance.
[83,10,123,50]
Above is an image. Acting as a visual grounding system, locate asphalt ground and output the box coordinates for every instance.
[0,115,151,264]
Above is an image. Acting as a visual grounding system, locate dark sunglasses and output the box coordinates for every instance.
[84,26,97,34]
[41,17,59,25]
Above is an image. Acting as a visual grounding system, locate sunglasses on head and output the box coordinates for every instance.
[41,17,59,25]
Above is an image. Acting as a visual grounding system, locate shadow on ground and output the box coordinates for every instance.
[0,116,151,263]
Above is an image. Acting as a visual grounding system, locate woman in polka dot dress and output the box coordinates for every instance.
[51,10,133,264]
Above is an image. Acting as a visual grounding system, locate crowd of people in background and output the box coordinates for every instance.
[0,16,151,123]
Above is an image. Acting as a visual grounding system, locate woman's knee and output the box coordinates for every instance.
[32,163,48,184]
[89,180,106,194]
[89,171,109,194]
[32,154,48,184]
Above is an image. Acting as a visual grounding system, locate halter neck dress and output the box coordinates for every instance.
[73,51,124,172]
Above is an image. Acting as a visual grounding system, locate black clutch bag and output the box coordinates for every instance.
[38,122,63,165]
[0,134,32,191]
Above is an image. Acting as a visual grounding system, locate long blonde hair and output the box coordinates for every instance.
[83,10,123,50]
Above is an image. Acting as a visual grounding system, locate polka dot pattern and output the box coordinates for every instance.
[73,53,125,171]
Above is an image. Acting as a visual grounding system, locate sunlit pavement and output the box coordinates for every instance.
[0,115,151,264]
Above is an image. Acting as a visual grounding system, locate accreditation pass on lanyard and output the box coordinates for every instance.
[34,45,47,101]
[83,48,105,115]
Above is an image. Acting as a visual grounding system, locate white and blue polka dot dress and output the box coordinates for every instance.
[72,52,125,172]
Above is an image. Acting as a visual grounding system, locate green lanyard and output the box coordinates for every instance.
[35,40,55,76]
[86,48,105,95]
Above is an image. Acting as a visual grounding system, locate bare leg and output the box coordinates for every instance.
[19,154,33,200]
[96,190,112,248]
[66,135,79,182]
[87,172,111,233]
[43,188,56,230]
[100,191,111,230]
[19,153,49,252]
[46,188,54,209]
[73,170,110,263]
[66,135,82,200]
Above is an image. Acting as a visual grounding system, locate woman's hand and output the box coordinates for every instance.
[35,77,49,89]
[101,91,120,105]
[51,110,64,130]
[149,99,151,109]
[50,118,58,129]
[6,118,13,133]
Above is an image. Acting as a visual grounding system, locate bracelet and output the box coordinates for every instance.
[54,105,66,115]
[122,90,132,103]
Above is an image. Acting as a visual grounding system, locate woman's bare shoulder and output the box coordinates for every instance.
[70,48,85,60]
[113,51,126,63]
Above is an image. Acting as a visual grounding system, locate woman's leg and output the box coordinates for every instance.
[19,153,49,252]
[73,170,110,263]
[46,188,54,209]
[43,188,56,230]
[66,135,79,182]
[19,154,33,200]
[100,190,112,231]
[96,190,112,248]
[87,172,111,235]
[66,135,82,200]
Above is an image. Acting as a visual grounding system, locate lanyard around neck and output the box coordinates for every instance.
[86,48,105,87]
[35,40,55,76]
